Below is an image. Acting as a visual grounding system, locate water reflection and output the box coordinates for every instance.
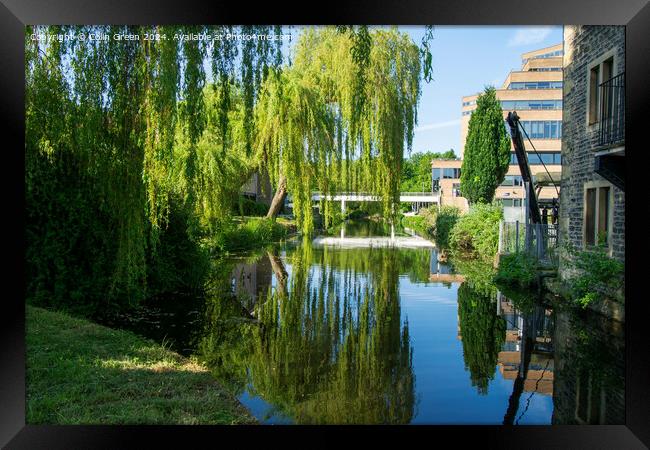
[551,308,625,424]
[99,221,625,425]
[200,244,416,424]
[193,240,625,424]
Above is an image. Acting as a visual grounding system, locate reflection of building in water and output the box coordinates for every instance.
[430,248,466,283]
[496,293,555,396]
[551,311,625,424]
[230,255,274,312]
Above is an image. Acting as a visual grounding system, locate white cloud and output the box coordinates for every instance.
[415,119,461,132]
[507,27,554,47]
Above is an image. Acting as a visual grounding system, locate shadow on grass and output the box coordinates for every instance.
[26,305,256,425]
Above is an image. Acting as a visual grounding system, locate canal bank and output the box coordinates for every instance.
[26,305,256,425]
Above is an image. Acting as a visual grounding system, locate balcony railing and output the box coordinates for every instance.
[598,72,625,148]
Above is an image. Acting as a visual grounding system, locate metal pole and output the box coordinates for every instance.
[535,223,544,259]
[515,220,520,252]
[498,220,504,254]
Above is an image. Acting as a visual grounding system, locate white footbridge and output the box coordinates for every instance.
[308,191,440,212]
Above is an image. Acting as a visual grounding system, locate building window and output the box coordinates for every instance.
[501,198,523,207]
[452,183,461,197]
[501,100,562,111]
[501,175,523,186]
[513,120,563,139]
[432,168,441,191]
[509,152,561,165]
[443,168,461,179]
[587,53,615,125]
[508,81,562,90]
[583,184,611,248]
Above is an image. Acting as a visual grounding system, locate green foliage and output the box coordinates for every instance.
[25,25,282,314]
[401,215,430,237]
[25,24,431,317]
[433,205,461,249]
[256,27,423,233]
[563,244,625,308]
[494,252,538,289]
[209,218,288,253]
[449,202,503,260]
[449,256,497,298]
[400,149,456,192]
[235,196,269,216]
[400,205,459,250]
[460,87,511,204]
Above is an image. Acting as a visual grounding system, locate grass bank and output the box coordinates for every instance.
[26,305,256,425]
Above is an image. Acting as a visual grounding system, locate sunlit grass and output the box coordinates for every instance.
[26,305,256,425]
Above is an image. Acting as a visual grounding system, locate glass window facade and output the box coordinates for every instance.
[509,152,562,165]
[501,99,562,110]
[508,81,562,90]
[515,120,563,139]
[501,175,524,186]
[501,198,523,207]
[522,50,564,65]
[443,168,461,179]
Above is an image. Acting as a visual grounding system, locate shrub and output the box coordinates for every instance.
[494,252,537,288]
[433,206,460,249]
[449,202,502,260]
[401,214,430,237]
[563,244,624,308]
[234,196,269,217]
[210,218,288,253]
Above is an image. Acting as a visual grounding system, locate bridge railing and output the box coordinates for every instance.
[310,191,437,197]
[498,220,559,268]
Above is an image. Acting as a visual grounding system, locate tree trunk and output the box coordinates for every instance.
[267,250,288,296]
[266,174,288,220]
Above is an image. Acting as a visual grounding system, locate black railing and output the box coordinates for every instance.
[598,72,625,147]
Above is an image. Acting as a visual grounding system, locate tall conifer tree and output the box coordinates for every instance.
[460,87,510,204]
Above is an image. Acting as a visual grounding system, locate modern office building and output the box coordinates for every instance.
[433,43,564,219]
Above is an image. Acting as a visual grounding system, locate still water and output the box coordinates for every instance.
[103,219,625,425]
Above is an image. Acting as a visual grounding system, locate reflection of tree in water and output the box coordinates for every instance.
[457,282,506,395]
[198,244,416,424]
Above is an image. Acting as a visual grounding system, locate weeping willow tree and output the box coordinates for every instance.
[25,25,284,312]
[255,27,424,233]
[25,24,432,312]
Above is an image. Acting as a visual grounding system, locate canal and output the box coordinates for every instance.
[99,219,625,425]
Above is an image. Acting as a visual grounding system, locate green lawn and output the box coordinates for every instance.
[26,305,256,425]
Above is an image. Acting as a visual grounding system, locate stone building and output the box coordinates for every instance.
[558,25,625,277]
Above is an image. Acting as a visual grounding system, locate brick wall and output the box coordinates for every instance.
[559,26,625,279]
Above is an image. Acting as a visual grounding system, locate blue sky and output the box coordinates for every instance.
[279,25,563,156]
[400,26,563,156]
